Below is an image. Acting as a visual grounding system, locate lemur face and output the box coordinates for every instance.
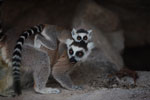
[71,28,92,43]
[65,39,94,64]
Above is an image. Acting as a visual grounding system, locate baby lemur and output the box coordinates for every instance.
[0,24,94,96]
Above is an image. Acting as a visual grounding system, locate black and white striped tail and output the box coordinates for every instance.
[12,24,44,95]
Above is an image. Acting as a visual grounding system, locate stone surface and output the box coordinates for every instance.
[96,0,150,47]
[0,71,150,100]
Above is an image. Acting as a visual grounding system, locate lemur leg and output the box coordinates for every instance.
[52,52,81,90]
[22,45,60,94]
[58,43,66,55]
[32,53,60,94]
[0,67,14,97]
[33,67,60,94]
[52,71,81,90]
[34,34,57,50]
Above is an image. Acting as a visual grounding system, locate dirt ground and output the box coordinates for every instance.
[0,88,150,100]
[0,71,149,100]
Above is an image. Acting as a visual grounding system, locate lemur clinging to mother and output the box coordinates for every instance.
[2,24,94,96]
[0,0,93,94]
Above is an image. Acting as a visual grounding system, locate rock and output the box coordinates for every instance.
[72,0,124,72]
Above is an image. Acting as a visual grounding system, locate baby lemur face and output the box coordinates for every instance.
[71,28,92,43]
[66,39,94,64]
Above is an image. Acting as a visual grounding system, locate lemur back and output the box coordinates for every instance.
[11,24,70,95]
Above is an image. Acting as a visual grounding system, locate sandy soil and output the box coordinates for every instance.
[0,71,149,100]
[0,88,150,100]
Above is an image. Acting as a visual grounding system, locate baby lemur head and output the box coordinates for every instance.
[71,28,92,44]
[65,39,94,64]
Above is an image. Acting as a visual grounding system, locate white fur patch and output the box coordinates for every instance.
[40,42,56,50]
[8,62,12,67]
[88,29,92,34]
[78,33,87,37]
[20,36,25,40]
[1,47,7,62]
[82,42,95,62]
[12,66,20,70]
[34,25,40,32]
[14,48,21,54]
[34,35,42,48]
[71,45,84,54]
[17,41,23,46]
[71,28,79,42]
[5,59,10,64]
[12,61,21,66]
[87,42,95,50]
[65,39,74,48]
[30,29,34,34]
[41,28,51,41]
[12,55,21,60]
[12,71,20,74]
[1,46,12,67]
[34,87,60,94]
[71,28,77,36]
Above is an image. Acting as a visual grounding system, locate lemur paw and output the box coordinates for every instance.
[72,85,83,90]
[65,39,74,47]
[88,42,95,50]
[35,88,60,94]
[0,90,16,97]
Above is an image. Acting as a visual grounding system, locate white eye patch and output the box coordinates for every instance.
[71,28,92,43]
[67,45,85,62]
[68,45,84,56]
[71,45,84,52]
[65,39,74,48]
[73,33,90,43]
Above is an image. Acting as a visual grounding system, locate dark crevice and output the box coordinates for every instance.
[123,45,150,71]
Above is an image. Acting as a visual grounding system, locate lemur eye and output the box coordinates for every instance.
[69,49,74,55]
[76,51,84,57]
[77,36,81,40]
[83,36,88,40]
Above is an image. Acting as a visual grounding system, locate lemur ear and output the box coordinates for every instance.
[88,29,92,35]
[65,39,74,48]
[71,28,77,36]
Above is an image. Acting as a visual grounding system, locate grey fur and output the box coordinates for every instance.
[1,25,94,96]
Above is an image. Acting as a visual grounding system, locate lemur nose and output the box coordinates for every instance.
[80,40,85,44]
[69,57,77,64]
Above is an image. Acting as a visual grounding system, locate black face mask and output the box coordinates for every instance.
[80,40,86,44]
[69,57,77,64]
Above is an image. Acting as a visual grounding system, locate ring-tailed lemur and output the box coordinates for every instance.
[0,0,14,97]
[11,24,94,95]
[71,28,92,44]
[66,38,94,63]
